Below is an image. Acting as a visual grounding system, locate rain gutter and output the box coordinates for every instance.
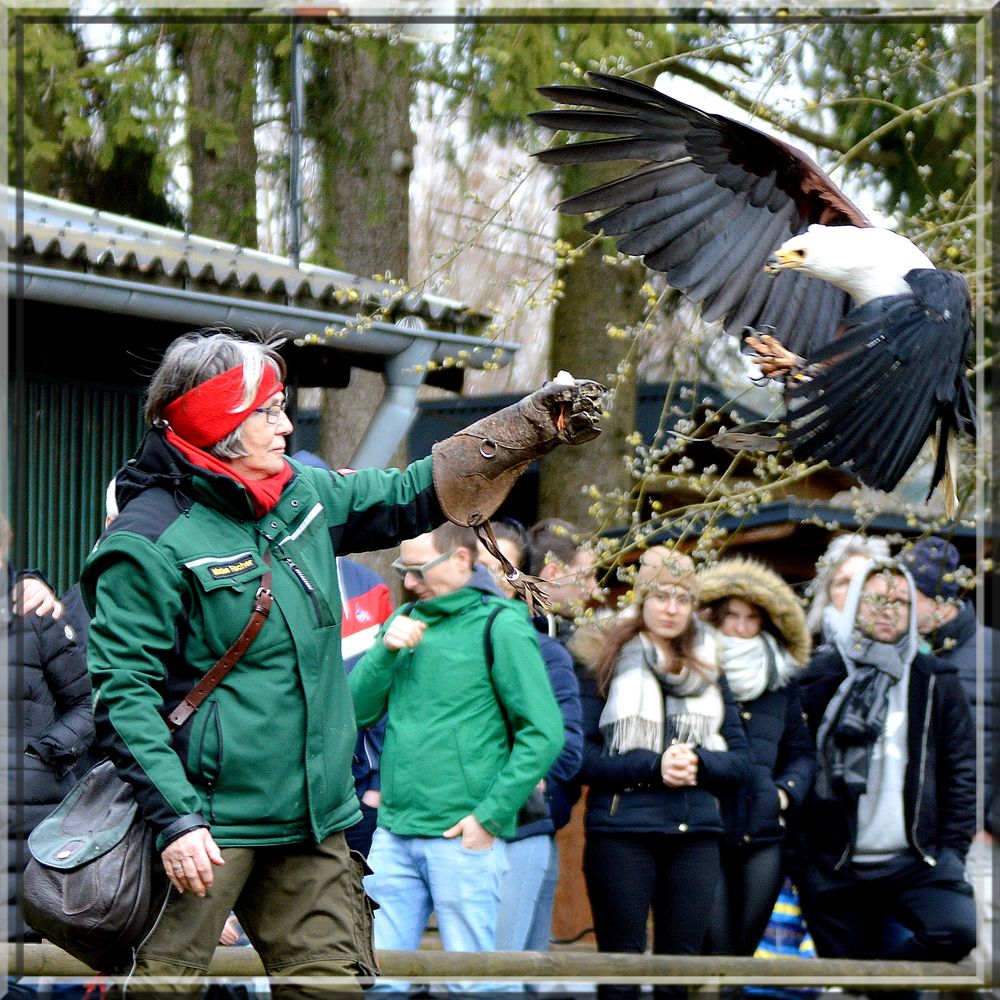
[7,263,517,469]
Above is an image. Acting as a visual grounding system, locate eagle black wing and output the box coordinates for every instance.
[531,72,870,359]
[783,268,974,493]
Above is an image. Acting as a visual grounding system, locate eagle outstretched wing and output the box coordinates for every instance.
[531,71,870,359]
[784,268,975,494]
[533,72,976,506]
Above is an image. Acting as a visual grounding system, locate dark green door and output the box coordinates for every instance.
[9,380,145,594]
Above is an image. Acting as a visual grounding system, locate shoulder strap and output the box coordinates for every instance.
[481,600,515,747]
[481,601,506,672]
[166,564,274,731]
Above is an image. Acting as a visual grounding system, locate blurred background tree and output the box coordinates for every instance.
[8,11,987,544]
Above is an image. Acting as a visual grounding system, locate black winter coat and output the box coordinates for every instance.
[926,602,996,833]
[5,582,93,940]
[797,648,975,872]
[719,681,816,848]
[532,614,587,832]
[580,669,750,836]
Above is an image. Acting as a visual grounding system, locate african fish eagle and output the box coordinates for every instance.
[531,72,976,515]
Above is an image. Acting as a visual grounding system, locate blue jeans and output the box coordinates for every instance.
[531,838,560,954]
[495,834,554,952]
[364,828,508,993]
[4,980,88,1000]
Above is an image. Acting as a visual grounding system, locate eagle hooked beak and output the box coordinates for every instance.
[764,247,805,274]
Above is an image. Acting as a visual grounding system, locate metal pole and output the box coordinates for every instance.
[288,18,304,267]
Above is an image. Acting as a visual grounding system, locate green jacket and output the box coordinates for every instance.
[82,428,441,851]
[350,571,564,839]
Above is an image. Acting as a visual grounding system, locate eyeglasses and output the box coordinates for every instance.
[860,593,911,612]
[253,399,288,424]
[391,548,457,580]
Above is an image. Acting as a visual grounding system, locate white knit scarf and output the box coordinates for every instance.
[719,631,799,702]
[599,626,727,754]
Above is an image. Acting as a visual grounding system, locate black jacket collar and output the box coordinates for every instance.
[117,426,297,522]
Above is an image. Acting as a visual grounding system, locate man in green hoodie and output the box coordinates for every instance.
[349,523,563,985]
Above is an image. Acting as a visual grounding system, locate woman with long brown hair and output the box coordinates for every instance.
[571,547,750,999]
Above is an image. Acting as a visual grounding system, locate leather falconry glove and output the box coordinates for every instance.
[432,374,605,614]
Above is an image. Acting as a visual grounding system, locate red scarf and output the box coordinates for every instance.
[166,429,292,518]
[162,365,292,518]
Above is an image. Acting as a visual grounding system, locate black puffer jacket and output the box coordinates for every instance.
[580,669,750,836]
[720,682,815,847]
[798,648,975,871]
[5,573,93,940]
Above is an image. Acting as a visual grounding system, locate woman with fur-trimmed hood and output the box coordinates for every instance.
[698,556,816,958]
[570,548,750,998]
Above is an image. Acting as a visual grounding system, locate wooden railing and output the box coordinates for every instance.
[5,943,985,991]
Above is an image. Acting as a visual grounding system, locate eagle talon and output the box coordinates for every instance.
[746,333,800,380]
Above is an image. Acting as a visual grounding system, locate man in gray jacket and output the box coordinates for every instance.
[901,537,994,829]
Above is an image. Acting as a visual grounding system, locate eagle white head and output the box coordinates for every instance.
[765,224,936,306]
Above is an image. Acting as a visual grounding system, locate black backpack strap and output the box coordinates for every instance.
[481,598,513,746]
[482,601,506,672]
[381,600,416,631]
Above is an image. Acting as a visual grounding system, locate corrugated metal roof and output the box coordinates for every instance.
[5,186,487,330]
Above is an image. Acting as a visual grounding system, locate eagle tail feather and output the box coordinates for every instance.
[927,420,960,519]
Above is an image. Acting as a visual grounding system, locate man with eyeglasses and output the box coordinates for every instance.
[792,559,977,966]
[349,523,564,991]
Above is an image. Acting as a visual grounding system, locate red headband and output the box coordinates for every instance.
[162,364,282,447]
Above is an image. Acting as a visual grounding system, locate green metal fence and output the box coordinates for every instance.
[10,380,145,594]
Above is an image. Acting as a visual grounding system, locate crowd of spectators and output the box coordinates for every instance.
[7,494,991,997]
[8,329,988,1000]
[345,524,990,999]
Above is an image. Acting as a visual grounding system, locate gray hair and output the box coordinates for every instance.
[145,329,286,459]
[805,533,891,636]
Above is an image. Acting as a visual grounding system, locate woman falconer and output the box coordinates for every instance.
[81,329,601,995]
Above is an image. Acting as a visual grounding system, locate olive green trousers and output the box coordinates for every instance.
[124,831,375,998]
